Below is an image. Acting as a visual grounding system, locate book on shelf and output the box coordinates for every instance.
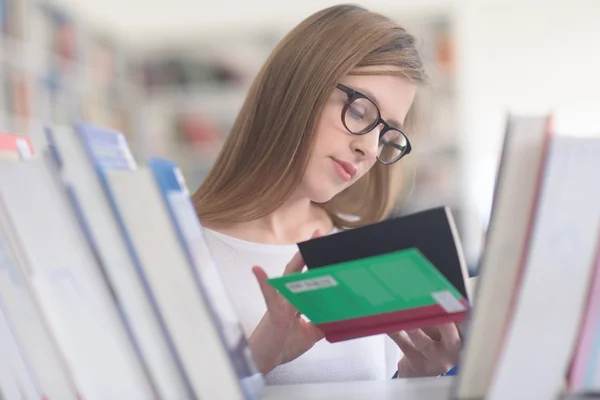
[148,157,264,399]
[0,122,264,400]
[486,135,600,400]
[568,238,600,394]
[452,113,600,400]
[46,123,192,399]
[0,132,33,160]
[454,114,554,399]
[0,150,155,399]
[267,206,474,343]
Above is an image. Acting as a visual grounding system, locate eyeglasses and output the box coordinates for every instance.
[336,83,411,165]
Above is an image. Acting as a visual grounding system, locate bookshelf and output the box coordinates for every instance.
[131,31,280,191]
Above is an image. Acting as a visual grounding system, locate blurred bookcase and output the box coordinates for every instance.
[0,0,141,155]
[0,1,481,271]
[131,32,280,192]
[390,11,483,272]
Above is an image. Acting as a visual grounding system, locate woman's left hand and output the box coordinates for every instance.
[387,323,462,378]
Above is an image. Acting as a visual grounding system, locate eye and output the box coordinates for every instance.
[348,105,365,120]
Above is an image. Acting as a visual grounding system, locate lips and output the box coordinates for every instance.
[331,158,357,181]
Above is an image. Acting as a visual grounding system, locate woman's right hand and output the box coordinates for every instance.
[247,230,325,375]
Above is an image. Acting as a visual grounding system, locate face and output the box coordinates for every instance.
[299,66,417,203]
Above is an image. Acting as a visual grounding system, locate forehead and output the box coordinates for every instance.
[339,66,416,126]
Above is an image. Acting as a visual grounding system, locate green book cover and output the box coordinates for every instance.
[267,248,466,324]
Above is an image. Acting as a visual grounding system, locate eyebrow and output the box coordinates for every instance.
[352,86,404,130]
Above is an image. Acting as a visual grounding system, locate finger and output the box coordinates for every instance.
[387,332,425,363]
[283,251,306,275]
[252,266,278,308]
[283,229,322,275]
[421,326,442,342]
[437,323,461,352]
[405,329,437,358]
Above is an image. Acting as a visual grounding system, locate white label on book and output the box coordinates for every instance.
[431,290,466,313]
[117,134,137,170]
[286,276,338,293]
[15,139,32,159]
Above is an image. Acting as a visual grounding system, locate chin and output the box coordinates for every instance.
[305,185,344,204]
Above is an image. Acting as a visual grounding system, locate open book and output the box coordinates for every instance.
[267,206,472,343]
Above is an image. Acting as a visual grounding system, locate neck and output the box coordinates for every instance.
[206,192,333,245]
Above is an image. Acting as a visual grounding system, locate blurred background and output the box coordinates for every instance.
[1,0,599,273]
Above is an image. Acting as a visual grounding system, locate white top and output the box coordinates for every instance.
[203,228,401,385]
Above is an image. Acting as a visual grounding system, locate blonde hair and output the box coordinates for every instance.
[192,4,427,229]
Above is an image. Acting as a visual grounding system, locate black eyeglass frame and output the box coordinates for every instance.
[336,83,412,165]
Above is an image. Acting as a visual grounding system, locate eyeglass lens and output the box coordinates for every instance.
[343,97,409,164]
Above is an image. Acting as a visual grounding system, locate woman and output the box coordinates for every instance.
[192,4,461,385]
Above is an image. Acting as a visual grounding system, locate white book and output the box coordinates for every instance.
[568,235,600,393]
[45,124,192,399]
[0,197,81,399]
[454,114,552,398]
[0,155,155,400]
[0,304,24,400]
[487,135,600,400]
[106,166,255,400]
[0,298,40,399]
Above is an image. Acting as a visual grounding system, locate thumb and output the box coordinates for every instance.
[252,266,278,309]
[307,322,326,342]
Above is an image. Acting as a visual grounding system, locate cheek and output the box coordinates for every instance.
[356,160,377,180]
[314,106,346,145]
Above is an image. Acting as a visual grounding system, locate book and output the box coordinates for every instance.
[0,297,42,399]
[0,133,33,160]
[104,164,260,400]
[45,123,193,399]
[70,122,259,399]
[148,157,264,399]
[568,234,600,393]
[267,206,471,343]
[0,154,155,399]
[454,114,553,399]
[0,193,82,399]
[485,134,600,400]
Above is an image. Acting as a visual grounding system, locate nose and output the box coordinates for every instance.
[350,124,381,161]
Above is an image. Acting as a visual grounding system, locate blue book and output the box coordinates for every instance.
[148,157,264,400]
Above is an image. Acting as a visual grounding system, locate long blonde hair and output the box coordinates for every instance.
[192,4,427,229]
